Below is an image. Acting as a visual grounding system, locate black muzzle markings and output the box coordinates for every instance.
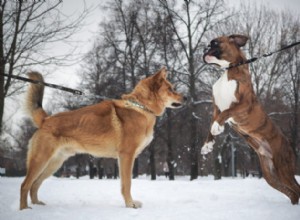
[203,40,222,61]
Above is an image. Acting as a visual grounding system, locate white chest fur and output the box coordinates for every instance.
[213,71,238,112]
[135,133,153,157]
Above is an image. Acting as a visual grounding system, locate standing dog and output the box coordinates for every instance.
[201,34,300,204]
[20,67,184,210]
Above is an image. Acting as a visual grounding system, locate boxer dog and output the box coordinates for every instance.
[20,67,184,210]
[201,34,300,204]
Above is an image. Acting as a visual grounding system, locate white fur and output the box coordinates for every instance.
[126,200,142,208]
[201,140,215,155]
[258,140,273,159]
[226,117,236,125]
[204,55,230,68]
[135,134,153,157]
[211,121,224,136]
[213,71,238,112]
[166,100,181,109]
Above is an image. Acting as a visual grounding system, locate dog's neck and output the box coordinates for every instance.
[122,92,166,116]
[124,99,155,115]
[226,62,251,83]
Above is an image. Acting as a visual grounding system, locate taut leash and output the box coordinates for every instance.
[226,41,300,70]
[2,73,83,95]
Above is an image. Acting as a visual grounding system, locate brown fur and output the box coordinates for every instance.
[26,72,47,127]
[20,67,184,210]
[203,35,300,204]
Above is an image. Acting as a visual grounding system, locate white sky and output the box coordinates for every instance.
[226,0,300,11]
[43,0,300,104]
[47,0,300,87]
[41,0,108,88]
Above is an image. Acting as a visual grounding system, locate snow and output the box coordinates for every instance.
[1,176,300,220]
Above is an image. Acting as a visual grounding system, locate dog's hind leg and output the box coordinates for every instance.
[292,176,300,195]
[20,156,51,210]
[30,153,67,205]
[275,154,300,202]
[278,170,300,204]
[286,149,300,196]
[20,133,56,210]
[259,155,299,204]
[273,138,300,202]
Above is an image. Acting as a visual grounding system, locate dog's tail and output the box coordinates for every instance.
[25,72,48,128]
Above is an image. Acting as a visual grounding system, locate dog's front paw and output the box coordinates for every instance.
[201,141,215,155]
[126,200,142,209]
[32,200,46,206]
[211,121,224,136]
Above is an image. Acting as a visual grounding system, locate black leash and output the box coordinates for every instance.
[2,73,83,95]
[226,41,300,70]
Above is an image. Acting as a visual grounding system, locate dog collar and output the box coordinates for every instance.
[125,100,155,115]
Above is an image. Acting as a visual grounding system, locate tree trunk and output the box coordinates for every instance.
[166,109,175,180]
[186,0,198,181]
[0,2,5,134]
[97,159,104,179]
[114,161,118,179]
[149,143,156,180]
[189,112,198,180]
[188,61,198,180]
[89,160,94,179]
[132,158,138,178]
[0,73,4,134]
[214,154,222,180]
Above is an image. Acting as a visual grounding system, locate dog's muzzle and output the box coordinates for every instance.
[203,42,221,63]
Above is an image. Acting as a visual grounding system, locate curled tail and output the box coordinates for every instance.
[26,72,48,128]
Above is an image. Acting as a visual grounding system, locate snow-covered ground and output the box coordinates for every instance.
[1,175,299,220]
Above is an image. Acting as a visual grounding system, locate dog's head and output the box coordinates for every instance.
[122,67,185,116]
[203,34,249,68]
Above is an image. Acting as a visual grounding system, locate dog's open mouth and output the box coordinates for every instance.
[204,55,220,67]
[171,102,182,108]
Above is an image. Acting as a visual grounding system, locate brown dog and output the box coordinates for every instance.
[201,34,300,204]
[20,67,184,210]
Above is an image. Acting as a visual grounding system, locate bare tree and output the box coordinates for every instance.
[0,0,90,134]
[280,13,300,162]
[158,0,228,180]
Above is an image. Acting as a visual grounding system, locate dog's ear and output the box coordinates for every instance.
[121,94,132,100]
[154,66,168,79]
[150,67,168,91]
[229,35,248,47]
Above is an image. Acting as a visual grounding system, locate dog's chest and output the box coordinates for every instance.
[135,133,154,157]
[213,71,238,112]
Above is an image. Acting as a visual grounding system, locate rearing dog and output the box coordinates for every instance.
[20,67,184,210]
[201,34,300,204]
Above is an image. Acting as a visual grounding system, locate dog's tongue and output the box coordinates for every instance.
[204,55,214,64]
